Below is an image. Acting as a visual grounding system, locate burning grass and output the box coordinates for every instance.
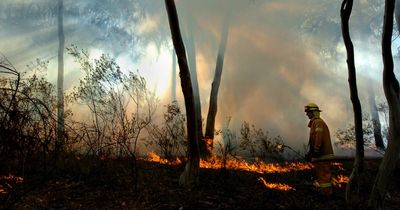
[145,152,313,174]
[144,152,349,191]
[257,177,295,191]
[2,155,398,210]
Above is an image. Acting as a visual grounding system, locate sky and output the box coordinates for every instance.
[0,0,396,153]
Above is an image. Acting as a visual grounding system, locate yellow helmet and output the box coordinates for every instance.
[304,103,322,112]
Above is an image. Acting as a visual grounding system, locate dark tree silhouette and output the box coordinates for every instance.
[369,0,400,209]
[368,82,385,150]
[340,0,365,206]
[164,0,200,188]
[205,12,231,153]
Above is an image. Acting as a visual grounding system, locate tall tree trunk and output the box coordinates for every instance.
[340,0,365,206]
[185,16,206,158]
[369,0,400,209]
[164,0,200,188]
[172,49,177,102]
[56,0,65,163]
[368,82,385,150]
[395,0,400,39]
[204,12,231,155]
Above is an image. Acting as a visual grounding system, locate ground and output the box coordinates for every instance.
[1,158,399,210]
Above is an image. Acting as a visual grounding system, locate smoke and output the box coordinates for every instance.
[0,0,394,153]
[170,0,352,150]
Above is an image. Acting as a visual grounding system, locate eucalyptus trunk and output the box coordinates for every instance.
[369,0,400,209]
[340,0,365,206]
[205,13,230,154]
[164,0,200,188]
[368,83,385,150]
[185,17,206,157]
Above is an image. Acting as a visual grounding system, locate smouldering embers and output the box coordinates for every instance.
[0,174,24,195]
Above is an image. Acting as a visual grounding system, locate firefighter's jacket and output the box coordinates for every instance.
[308,117,334,160]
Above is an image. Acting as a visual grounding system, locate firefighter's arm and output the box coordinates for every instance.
[313,122,324,157]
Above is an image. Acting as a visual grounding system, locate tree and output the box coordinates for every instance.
[183,18,205,157]
[368,81,385,150]
[340,0,365,206]
[164,0,200,188]
[369,0,400,208]
[0,57,59,176]
[55,0,65,166]
[204,11,231,154]
[302,0,386,150]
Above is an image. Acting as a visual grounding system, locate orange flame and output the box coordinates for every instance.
[200,155,313,174]
[332,174,350,188]
[144,152,314,191]
[258,177,295,191]
[146,151,182,165]
[145,152,313,174]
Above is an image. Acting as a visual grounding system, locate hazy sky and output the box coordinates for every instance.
[0,0,395,152]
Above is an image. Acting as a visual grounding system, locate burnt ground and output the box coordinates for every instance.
[1,158,400,210]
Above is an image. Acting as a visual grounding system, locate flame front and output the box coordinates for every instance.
[144,152,314,191]
[200,156,313,174]
[258,177,295,191]
[145,152,313,174]
[146,151,182,165]
[144,152,351,191]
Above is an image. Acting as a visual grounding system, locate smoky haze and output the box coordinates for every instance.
[0,0,393,153]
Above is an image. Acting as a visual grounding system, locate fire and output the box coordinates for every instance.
[332,174,350,188]
[200,156,313,174]
[1,174,23,183]
[144,152,313,174]
[144,152,314,191]
[258,177,295,191]
[0,174,24,195]
[146,151,182,165]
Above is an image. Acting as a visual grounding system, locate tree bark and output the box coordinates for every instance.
[368,83,385,150]
[184,15,207,158]
[164,0,200,188]
[340,0,365,206]
[56,0,65,163]
[205,12,230,155]
[369,0,400,209]
[395,0,400,38]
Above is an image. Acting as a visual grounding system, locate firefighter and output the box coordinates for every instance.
[304,103,334,197]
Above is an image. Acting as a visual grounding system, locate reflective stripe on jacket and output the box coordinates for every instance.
[308,117,333,158]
